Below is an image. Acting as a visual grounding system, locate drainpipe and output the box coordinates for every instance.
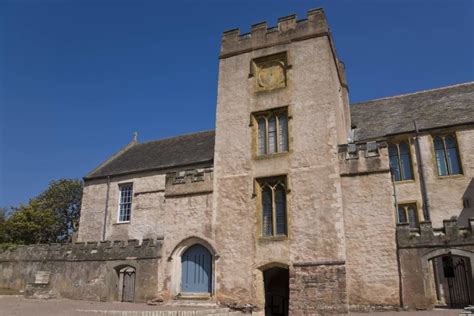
[391,168,404,308]
[414,120,431,221]
[102,176,111,241]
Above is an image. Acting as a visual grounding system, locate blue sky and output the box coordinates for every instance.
[1,0,473,207]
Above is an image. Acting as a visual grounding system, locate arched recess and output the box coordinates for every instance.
[254,262,290,315]
[168,236,218,297]
[421,249,474,307]
[113,264,136,302]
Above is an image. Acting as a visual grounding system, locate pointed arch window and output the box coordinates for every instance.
[257,177,288,237]
[254,108,289,156]
[388,141,414,181]
[434,135,462,176]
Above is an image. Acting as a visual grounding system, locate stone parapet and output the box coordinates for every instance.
[397,218,474,248]
[220,8,329,58]
[0,238,163,262]
[165,168,213,197]
[339,141,390,176]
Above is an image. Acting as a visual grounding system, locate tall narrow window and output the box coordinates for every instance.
[258,177,287,237]
[434,135,462,176]
[388,141,414,181]
[118,184,133,222]
[397,203,419,228]
[254,108,289,156]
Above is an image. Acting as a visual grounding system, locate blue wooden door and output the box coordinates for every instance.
[181,244,212,293]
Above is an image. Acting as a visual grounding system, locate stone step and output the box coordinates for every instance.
[76,308,243,316]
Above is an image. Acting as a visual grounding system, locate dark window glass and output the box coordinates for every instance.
[389,143,401,181]
[434,136,448,176]
[119,184,133,222]
[262,187,273,236]
[445,136,462,175]
[399,142,413,180]
[268,116,277,154]
[258,118,266,155]
[278,114,288,152]
[275,185,287,235]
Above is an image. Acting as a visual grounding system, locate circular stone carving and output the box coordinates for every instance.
[257,61,285,89]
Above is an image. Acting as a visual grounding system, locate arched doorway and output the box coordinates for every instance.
[263,267,289,316]
[115,266,136,302]
[430,254,474,308]
[181,244,212,294]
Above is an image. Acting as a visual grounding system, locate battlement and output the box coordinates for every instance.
[397,219,474,249]
[220,8,329,58]
[0,238,163,262]
[165,167,213,197]
[338,141,390,176]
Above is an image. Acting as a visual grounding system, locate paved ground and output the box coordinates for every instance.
[0,296,464,316]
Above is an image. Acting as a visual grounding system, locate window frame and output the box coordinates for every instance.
[256,176,289,239]
[252,107,290,158]
[432,133,463,177]
[388,140,415,182]
[117,183,133,223]
[397,202,421,228]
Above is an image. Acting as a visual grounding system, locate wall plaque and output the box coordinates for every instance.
[34,271,50,284]
[252,52,288,92]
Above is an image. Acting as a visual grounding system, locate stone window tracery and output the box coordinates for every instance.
[397,203,419,228]
[254,109,288,156]
[257,177,288,237]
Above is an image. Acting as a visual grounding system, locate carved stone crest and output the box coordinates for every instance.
[253,52,287,92]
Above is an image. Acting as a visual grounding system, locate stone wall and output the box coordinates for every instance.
[289,262,347,314]
[0,239,162,302]
[339,143,401,311]
[397,219,474,309]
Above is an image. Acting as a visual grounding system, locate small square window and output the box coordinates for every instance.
[397,203,419,228]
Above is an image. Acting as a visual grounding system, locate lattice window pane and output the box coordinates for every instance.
[262,187,273,236]
[434,137,448,176]
[397,205,407,224]
[388,144,401,181]
[278,114,288,152]
[258,118,267,155]
[275,185,287,235]
[268,116,277,154]
[399,142,413,180]
[445,136,461,175]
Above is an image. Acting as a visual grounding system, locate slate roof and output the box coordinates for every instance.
[85,130,215,179]
[351,82,474,142]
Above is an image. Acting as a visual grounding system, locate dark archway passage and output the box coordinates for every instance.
[181,244,212,294]
[264,267,289,316]
[431,255,474,308]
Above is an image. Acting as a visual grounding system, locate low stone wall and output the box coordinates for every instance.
[397,219,474,309]
[289,261,348,314]
[0,239,163,302]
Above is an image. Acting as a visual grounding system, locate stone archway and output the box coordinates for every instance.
[168,237,217,297]
[424,249,474,308]
[255,262,289,316]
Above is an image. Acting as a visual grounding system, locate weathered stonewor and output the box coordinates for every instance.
[290,261,348,314]
[397,218,474,249]
[164,168,213,197]
[0,239,163,302]
[0,238,162,262]
[338,141,390,177]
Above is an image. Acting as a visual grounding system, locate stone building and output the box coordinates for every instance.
[1,8,473,315]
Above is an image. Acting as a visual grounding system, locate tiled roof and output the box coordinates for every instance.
[350,82,474,142]
[85,130,215,179]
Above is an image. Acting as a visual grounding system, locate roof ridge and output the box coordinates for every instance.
[351,81,474,106]
[136,129,215,146]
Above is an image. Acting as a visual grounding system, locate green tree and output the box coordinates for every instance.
[34,179,83,242]
[0,179,83,244]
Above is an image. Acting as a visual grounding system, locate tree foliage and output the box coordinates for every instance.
[0,179,83,244]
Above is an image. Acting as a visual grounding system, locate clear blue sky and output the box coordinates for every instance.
[1,0,473,208]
